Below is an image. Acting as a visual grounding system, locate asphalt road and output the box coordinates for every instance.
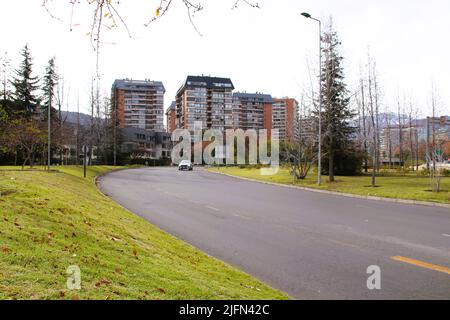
[99,167,450,299]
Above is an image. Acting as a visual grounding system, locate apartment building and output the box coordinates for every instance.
[165,101,176,133]
[112,79,165,131]
[175,76,234,132]
[232,92,274,134]
[272,98,299,142]
[298,115,317,143]
[120,127,172,159]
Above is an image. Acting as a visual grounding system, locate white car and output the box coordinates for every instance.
[178,160,193,171]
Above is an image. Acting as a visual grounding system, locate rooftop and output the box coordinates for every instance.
[165,101,176,114]
[178,75,234,93]
[233,92,273,103]
[112,79,166,93]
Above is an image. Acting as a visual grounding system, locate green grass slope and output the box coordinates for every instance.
[0,166,288,300]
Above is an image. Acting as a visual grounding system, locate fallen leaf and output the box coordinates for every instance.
[0,246,11,253]
[95,278,112,288]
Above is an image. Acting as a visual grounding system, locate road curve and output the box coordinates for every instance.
[99,167,450,299]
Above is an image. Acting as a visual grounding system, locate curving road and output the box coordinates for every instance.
[99,167,450,299]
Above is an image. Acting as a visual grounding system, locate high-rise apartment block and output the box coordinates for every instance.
[166,75,301,142]
[112,79,165,131]
[175,76,234,132]
[272,98,299,142]
[232,92,274,133]
[166,101,176,133]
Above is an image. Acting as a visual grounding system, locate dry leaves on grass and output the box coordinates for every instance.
[95,278,112,288]
[0,246,11,253]
[132,248,138,259]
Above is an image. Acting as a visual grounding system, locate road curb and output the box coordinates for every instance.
[208,170,450,209]
[93,166,146,200]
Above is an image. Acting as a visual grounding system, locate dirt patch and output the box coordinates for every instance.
[0,189,17,197]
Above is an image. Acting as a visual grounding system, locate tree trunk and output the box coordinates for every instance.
[372,136,377,187]
[360,81,368,173]
[30,151,35,168]
[329,149,334,182]
[389,142,392,169]
[415,130,419,172]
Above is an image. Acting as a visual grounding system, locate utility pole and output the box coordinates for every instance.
[83,145,87,178]
[113,96,117,166]
[76,97,80,166]
[48,87,51,172]
[1,52,9,101]
[426,117,430,170]
[301,12,322,185]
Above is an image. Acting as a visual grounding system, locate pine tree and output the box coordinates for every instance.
[11,45,40,116]
[319,22,355,182]
[41,57,58,121]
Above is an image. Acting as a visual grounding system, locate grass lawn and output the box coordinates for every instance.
[0,166,288,300]
[209,167,450,204]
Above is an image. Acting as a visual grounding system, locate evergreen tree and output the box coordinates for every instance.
[11,45,40,116]
[41,57,58,120]
[319,22,355,182]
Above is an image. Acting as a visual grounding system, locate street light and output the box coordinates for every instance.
[48,87,51,172]
[301,12,311,18]
[301,11,322,185]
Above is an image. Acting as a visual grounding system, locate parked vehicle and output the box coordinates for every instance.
[178,160,193,171]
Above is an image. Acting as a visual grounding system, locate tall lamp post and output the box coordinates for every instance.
[47,87,51,172]
[301,12,322,185]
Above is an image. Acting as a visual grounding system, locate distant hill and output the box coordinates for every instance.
[60,111,93,126]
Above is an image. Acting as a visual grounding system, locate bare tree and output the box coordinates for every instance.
[356,75,369,173]
[373,63,381,172]
[0,51,11,100]
[414,108,420,172]
[55,76,69,165]
[42,0,259,75]
[383,108,393,169]
[396,93,403,170]
[3,117,46,168]
[406,98,418,170]
[282,100,318,182]
[88,78,95,165]
[367,57,378,187]
[428,83,443,192]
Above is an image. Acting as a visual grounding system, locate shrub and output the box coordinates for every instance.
[321,148,364,176]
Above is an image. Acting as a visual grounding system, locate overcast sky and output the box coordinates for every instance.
[1,0,449,118]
